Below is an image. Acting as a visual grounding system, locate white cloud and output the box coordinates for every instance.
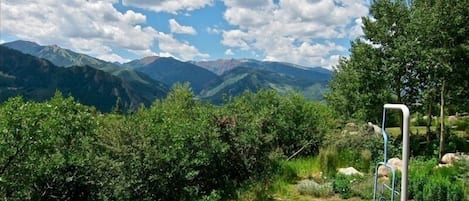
[122,0,213,14]
[0,0,156,62]
[221,0,368,67]
[0,39,5,44]
[225,49,234,56]
[206,27,221,34]
[155,32,209,61]
[222,30,251,50]
[349,18,365,39]
[0,0,208,62]
[169,19,197,35]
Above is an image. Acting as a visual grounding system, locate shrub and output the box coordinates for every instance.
[423,176,463,201]
[332,174,352,199]
[332,174,373,200]
[411,112,427,127]
[455,159,469,199]
[409,158,464,201]
[296,179,333,197]
[0,94,100,200]
[324,127,385,170]
[359,149,372,173]
[318,146,339,177]
[453,117,469,131]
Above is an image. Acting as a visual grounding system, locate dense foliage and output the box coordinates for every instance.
[409,159,465,201]
[0,85,334,200]
[326,0,469,121]
[326,0,469,160]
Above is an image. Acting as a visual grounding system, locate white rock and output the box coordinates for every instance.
[377,158,403,178]
[437,163,453,168]
[368,122,382,134]
[378,166,389,177]
[337,167,363,176]
[441,153,460,164]
[387,158,403,171]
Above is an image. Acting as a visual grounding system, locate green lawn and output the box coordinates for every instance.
[386,126,467,138]
[386,126,430,137]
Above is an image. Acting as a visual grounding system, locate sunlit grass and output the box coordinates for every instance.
[386,126,430,137]
[283,157,320,179]
[386,126,467,138]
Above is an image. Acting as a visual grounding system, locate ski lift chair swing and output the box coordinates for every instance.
[372,104,410,201]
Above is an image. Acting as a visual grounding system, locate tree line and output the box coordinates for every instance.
[326,0,469,160]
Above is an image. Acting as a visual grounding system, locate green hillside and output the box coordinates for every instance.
[3,40,169,103]
[200,67,328,104]
[125,56,222,93]
[0,46,156,112]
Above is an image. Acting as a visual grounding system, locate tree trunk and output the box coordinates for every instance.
[438,80,446,162]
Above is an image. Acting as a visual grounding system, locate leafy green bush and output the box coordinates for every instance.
[411,112,427,127]
[333,174,360,199]
[324,128,385,170]
[0,87,337,201]
[423,176,463,201]
[409,158,464,201]
[226,90,335,158]
[332,174,373,200]
[453,117,469,131]
[455,159,469,199]
[0,93,99,200]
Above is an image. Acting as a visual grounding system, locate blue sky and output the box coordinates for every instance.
[0,0,370,68]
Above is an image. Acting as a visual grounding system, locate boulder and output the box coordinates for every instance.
[377,166,389,177]
[349,131,359,135]
[441,153,461,165]
[337,167,363,176]
[377,158,402,177]
[368,122,382,135]
[437,163,453,168]
[387,158,403,171]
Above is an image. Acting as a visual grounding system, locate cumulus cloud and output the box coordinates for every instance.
[122,0,213,14]
[221,0,368,68]
[0,0,208,62]
[169,19,197,35]
[155,32,209,61]
[0,0,156,62]
[225,49,234,56]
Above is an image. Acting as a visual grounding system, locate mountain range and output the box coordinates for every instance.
[1,40,332,111]
[124,56,221,93]
[0,46,154,112]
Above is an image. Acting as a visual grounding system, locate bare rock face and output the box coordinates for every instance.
[337,167,363,176]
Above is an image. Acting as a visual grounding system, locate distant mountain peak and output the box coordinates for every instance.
[141,56,161,65]
[9,40,41,47]
[49,44,60,51]
[3,40,43,53]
